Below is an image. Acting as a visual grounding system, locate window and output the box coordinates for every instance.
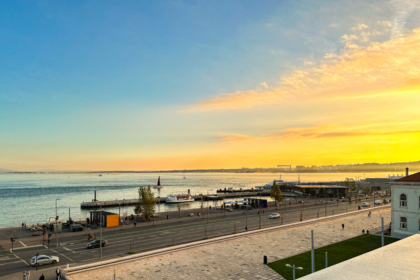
[400,217,407,229]
[400,194,407,207]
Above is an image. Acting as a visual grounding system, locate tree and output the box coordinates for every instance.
[351,181,358,192]
[134,186,157,221]
[363,185,371,195]
[270,180,283,208]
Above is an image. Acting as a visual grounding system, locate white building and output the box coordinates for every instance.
[391,171,420,238]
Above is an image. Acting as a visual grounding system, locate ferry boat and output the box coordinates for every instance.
[165,194,194,203]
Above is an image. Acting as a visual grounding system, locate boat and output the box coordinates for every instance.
[165,194,194,203]
[153,176,163,190]
[207,195,219,200]
[98,174,102,177]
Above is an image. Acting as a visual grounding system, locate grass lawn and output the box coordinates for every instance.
[268,234,399,280]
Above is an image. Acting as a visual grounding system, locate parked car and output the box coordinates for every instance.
[269,213,281,219]
[30,255,59,267]
[87,240,108,249]
[362,202,370,207]
[375,200,383,205]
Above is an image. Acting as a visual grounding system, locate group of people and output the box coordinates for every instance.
[21,222,27,228]
[24,264,69,280]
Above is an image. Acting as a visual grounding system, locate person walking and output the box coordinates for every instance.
[55,267,61,278]
[25,270,30,280]
[66,263,69,269]
[342,223,345,230]
[134,221,137,227]
[39,274,45,280]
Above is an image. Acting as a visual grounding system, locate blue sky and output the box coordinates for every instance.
[1,0,420,170]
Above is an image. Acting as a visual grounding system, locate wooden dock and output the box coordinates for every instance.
[80,192,270,209]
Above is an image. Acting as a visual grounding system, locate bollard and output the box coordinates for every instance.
[264,255,268,265]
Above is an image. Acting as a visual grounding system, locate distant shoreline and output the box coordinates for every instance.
[0,170,417,175]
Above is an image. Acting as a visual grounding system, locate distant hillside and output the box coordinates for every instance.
[0,168,14,173]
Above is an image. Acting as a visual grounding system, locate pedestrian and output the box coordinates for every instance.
[362,229,365,234]
[56,267,61,278]
[342,223,345,230]
[358,205,361,210]
[22,222,24,228]
[367,230,370,234]
[39,274,45,280]
[25,270,30,280]
[66,263,69,269]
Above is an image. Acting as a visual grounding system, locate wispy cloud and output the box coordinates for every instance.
[390,0,420,39]
[221,125,420,143]
[193,28,420,111]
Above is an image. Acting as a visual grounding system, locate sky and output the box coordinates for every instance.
[1,0,420,171]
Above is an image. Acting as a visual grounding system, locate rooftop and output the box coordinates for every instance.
[295,185,349,189]
[395,171,420,183]
[300,234,420,280]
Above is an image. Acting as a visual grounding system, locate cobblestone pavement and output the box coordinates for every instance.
[71,209,390,280]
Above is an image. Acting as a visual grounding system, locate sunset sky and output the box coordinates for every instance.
[1,0,420,171]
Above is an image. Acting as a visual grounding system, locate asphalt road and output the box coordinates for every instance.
[0,197,388,278]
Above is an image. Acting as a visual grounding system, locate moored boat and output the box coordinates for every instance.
[165,193,194,203]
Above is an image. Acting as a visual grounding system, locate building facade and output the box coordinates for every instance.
[391,172,420,238]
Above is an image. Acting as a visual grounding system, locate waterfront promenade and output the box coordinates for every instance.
[68,208,391,280]
[0,198,387,279]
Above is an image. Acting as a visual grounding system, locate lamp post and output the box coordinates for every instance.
[55,199,60,247]
[285,264,303,280]
[100,204,103,259]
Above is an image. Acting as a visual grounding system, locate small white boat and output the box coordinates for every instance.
[165,194,194,203]
[207,195,218,200]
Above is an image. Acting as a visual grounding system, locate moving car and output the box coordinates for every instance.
[269,213,281,219]
[87,240,108,249]
[362,202,370,207]
[375,200,383,205]
[30,255,59,267]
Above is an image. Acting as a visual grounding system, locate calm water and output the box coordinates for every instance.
[0,172,393,228]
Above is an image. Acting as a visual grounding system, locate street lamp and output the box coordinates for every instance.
[55,199,60,247]
[285,264,303,280]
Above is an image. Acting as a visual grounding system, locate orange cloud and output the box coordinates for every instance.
[194,28,420,110]
[221,124,420,143]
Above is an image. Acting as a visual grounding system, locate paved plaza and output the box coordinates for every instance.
[70,208,391,280]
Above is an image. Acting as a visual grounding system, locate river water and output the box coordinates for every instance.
[0,172,394,228]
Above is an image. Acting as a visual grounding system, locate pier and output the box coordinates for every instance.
[80,191,270,209]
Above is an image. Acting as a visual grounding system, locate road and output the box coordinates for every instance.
[0,196,388,278]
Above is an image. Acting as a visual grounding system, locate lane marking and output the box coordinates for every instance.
[50,249,75,263]
[13,254,30,267]
[0,261,23,266]
[63,247,78,254]
[19,241,27,247]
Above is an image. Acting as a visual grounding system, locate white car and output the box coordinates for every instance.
[362,202,370,207]
[30,255,59,267]
[374,200,383,205]
[269,213,281,219]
